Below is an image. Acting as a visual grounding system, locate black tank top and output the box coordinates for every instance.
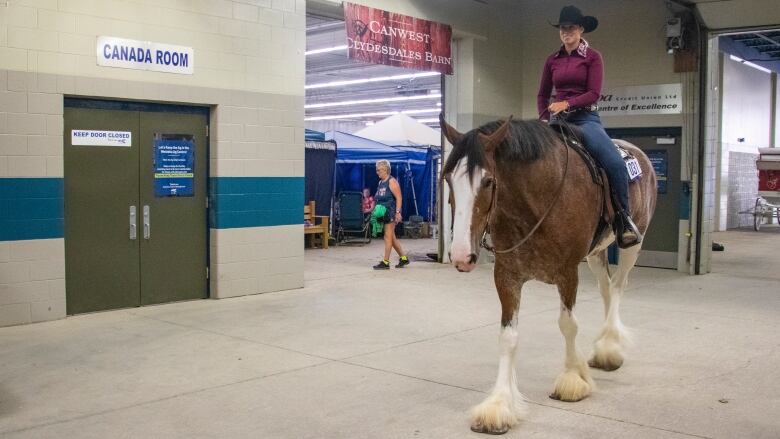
[375,177,396,214]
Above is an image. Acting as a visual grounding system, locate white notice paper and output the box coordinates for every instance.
[71,130,132,147]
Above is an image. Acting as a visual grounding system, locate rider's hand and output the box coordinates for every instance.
[548,101,569,115]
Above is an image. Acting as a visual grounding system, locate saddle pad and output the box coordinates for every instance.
[616,144,642,182]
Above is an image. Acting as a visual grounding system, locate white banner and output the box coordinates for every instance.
[97,36,193,75]
[598,83,682,116]
[71,130,132,147]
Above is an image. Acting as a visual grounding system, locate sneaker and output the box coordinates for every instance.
[373,260,390,270]
[395,256,410,268]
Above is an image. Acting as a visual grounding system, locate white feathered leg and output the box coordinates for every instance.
[587,246,639,371]
[551,304,594,402]
[470,313,527,434]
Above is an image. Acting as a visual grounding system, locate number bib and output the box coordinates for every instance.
[617,144,643,181]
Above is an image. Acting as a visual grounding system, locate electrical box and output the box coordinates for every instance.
[666,17,682,38]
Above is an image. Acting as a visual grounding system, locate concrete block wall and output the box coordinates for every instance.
[0,0,305,326]
[726,152,759,229]
[0,69,65,326]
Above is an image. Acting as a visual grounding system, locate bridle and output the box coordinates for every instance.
[479,127,571,255]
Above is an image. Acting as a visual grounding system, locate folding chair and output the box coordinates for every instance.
[335,191,371,244]
[403,215,424,239]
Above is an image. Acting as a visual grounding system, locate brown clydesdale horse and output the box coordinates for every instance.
[441,116,656,435]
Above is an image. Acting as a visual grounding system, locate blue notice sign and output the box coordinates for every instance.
[646,150,668,194]
[154,135,194,197]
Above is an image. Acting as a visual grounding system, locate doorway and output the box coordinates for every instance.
[64,99,209,314]
[607,127,684,269]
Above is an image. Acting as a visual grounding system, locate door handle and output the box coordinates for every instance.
[129,205,137,240]
[143,205,150,240]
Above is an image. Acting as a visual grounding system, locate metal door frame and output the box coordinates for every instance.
[64,97,212,302]
[606,126,684,269]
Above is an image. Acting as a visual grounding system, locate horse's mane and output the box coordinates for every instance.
[442,119,561,181]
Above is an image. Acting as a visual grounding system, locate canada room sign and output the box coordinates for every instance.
[343,2,453,75]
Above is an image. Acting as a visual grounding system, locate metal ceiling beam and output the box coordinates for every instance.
[754,32,780,49]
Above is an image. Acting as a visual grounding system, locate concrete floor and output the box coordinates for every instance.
[1,230,779,438]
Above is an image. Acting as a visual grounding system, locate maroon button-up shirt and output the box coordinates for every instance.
[537,39,603,120]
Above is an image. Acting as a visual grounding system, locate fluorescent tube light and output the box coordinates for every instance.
[305,93,442,109]
[306,111,398,121]
[305,71,440,89]
[305,45,348,56]
[729,54,771,73]
[305,108,440,121]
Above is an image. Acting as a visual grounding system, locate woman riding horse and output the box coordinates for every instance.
[538,5,642,248]
[442,115,656,435]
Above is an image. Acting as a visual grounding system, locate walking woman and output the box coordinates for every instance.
[537,5,642,247]
[372,160,409,269]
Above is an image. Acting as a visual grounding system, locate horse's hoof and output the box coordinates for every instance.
[550,370,592,402]
[470,423,510,435]
[588,359,622,371]
[548,392,586,402]
[588,356,623,371]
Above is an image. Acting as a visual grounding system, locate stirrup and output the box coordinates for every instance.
[616,212,643,249]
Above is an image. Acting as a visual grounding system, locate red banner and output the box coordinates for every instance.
[343,2,453,75]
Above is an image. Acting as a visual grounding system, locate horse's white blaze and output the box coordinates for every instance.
[450,159,484,266]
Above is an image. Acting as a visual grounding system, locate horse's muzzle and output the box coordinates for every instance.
[453,253,478,272]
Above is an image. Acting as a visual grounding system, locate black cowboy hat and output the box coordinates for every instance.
[550,5,598,33]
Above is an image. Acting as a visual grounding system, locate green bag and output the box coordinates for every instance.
[370,204,387,237]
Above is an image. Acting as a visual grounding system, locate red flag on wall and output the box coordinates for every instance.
[343,2,453,75]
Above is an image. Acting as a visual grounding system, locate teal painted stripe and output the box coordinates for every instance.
[209,177,304,229]
[0,178,64,241]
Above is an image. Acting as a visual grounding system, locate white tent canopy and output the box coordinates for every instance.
[354,113,441,147]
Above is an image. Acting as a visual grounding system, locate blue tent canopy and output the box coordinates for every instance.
[324,131,439,221]
[305,128,326,142]
[304,129,336,217]
[325,131,416,164]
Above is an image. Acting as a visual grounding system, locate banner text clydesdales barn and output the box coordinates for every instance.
[343,2,453,75]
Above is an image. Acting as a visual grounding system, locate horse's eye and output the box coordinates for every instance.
[481,178,494,188]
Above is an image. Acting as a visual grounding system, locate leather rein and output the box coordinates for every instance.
[480,128,571,255]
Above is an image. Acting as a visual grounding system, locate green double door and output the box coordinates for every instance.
[65,105,208,314]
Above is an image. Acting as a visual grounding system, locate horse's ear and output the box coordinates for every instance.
[479,115,514,153]
[440,113,464,146]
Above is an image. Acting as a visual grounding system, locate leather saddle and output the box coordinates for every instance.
[548,122,637,252]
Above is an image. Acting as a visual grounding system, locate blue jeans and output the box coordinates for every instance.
[562,111,630,212]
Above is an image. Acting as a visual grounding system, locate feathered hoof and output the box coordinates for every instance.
[470,422,509,435]
[588,343,625,371]
[469,395,524,435]
[588,354,623,371]
[549,370,591,402]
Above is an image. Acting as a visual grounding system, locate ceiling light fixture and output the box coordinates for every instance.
[306,111,398,121]
[305,107,441,121]
[305,71,441,89]
[305,93,442,109]
[305,45,348,56]
[729,54,771,73]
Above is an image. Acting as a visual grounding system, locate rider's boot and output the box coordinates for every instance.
[615,210,643,249]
